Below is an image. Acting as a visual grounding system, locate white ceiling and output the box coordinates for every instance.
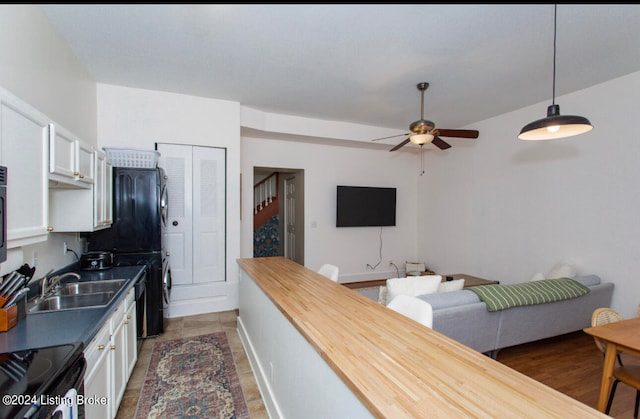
[39,4,640,136]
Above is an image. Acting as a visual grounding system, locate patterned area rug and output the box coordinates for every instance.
[135,332,250,418]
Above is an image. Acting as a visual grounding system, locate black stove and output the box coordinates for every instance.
[0,342,85,419]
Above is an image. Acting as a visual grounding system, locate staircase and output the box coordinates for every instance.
[254,173,279,227]
[254,173,280,257]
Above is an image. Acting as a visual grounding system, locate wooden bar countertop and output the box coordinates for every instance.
[238,257,606,418]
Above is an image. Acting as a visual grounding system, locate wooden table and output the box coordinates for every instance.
[343,273,498,290]
[583,317,640,412]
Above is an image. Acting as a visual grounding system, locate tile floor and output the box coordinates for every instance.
[115,310,268,418]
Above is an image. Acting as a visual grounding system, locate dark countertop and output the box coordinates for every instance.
[0,264,146,353]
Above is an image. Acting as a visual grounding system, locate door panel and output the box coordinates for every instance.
[193,146,226,283]
[157,144,193,286]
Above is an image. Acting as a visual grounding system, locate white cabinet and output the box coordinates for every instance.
[0,87,50,248]
[95,150,113,227]
[124,291,138,378]
[84,287,137,419]
[84,320,112,419]
[49,149,113,232]
[111,295,128,416]
[49,123,94,188]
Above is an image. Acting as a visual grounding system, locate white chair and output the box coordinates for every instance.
[317,264,339,282]
[386,294,433,328]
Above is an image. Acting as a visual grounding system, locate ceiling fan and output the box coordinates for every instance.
[373,82,479,151]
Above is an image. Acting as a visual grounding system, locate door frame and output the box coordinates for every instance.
[253,166,304,264]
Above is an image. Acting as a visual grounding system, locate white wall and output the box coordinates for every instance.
[0,5,97,143]
[0,5,96,277]
[241,136,420,282]
[96,84,242,316]
[418,71,640,318]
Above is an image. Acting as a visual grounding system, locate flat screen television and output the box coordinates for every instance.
[336,185,396,227]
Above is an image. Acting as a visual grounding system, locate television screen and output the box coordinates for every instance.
[336,185,396,227]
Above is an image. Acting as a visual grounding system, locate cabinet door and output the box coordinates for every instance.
[84,322,112,419]
[94,150,113,228]
[49,123,76,180]
[104,156,113,225]
[125,296,138,378]
[0,89,49,247]
[111,301,127,417]
[49,124,92,188]
[77,140,95,186]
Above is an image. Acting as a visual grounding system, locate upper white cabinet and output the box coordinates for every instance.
[49,149,113,232]
[49,123,94,188]
[94,150,113,228]
[0,87,50,248]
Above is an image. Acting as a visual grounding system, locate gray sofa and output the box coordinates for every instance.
[417,275,614,357]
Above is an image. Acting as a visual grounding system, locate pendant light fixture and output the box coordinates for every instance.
[518,4,593,140]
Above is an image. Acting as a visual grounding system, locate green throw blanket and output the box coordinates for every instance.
[468,278,590,312]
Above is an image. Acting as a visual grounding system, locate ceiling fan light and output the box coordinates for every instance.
[518,104,593,140]
[409,133,434,145]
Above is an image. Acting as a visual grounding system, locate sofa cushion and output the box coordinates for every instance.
[386,275,441,302]
[418,289,481,310]
[574,274,601,287]
[547,261,577,279]
[437,278,465,293]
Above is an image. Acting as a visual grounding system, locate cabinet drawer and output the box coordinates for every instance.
[84,321,110,368]
[111,299,126,327]
[125,288,135,310]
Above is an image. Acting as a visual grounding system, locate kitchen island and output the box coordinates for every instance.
[237,257,606,418]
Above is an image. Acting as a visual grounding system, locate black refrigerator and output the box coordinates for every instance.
[85,167,171,337]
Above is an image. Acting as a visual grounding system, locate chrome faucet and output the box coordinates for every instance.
[40,272,81,298]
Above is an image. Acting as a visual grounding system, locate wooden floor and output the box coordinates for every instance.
[115,311,637,418]
[498,331,639,418]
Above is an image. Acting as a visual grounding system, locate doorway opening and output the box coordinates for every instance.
[253,167,304,265]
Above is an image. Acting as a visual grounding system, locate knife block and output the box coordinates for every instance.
[0,304,18,332]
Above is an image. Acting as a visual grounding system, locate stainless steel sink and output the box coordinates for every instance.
[57,279,125,296]
[29,292,115,313]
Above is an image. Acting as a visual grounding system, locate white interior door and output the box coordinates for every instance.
[192,146,226,283]
[157,144,193,286]
[157,143,226,285]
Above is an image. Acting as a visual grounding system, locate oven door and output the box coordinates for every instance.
[1,343,86,419]
[0,165,7,264]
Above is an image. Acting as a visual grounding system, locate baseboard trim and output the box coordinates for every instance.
[237,316,283,419]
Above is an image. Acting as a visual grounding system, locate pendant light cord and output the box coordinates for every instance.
[552,3,557,106]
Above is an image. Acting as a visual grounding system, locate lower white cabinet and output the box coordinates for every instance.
[84,319,112,419]
[125,296,138,378]
[84,288,137,419]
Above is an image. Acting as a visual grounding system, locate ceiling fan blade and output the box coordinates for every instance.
[435,129,479,139]
[371,133,409,142]
[390,138,410,152]
[431,136,452,150]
